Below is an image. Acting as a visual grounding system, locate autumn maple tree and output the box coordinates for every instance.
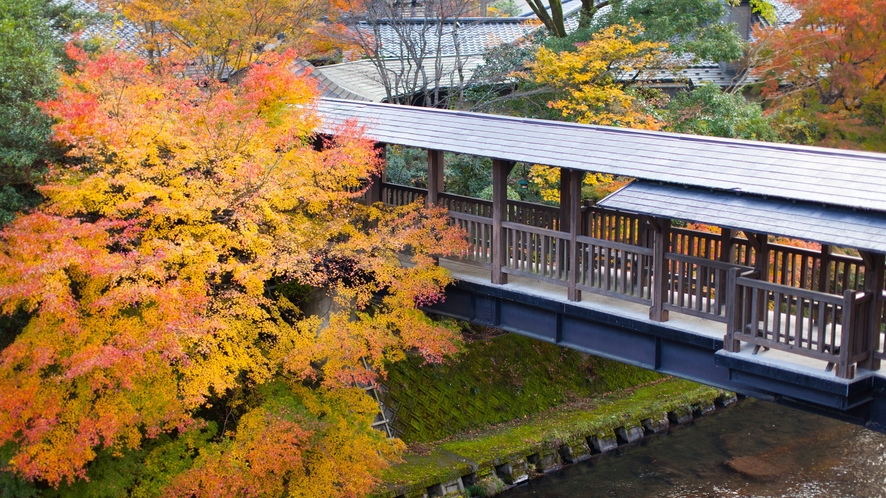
[751,0,886,149]
[0,46,465,495]
[94,0,357,79]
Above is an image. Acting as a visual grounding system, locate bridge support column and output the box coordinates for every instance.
[492,159,515,285]
[745,232,770,324]
[716,229,735,315]
[860,251,884,371]
[565,169,583,301]
[427,149,444,206]
[818,245,833,293]
[649,217,671,322]
[366,143,387,205]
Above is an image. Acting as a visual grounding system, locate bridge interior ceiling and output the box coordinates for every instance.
[316,99,886,384]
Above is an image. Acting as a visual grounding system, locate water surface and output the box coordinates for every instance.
[504,398,886,497]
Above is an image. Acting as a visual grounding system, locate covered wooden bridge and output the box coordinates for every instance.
[317,98,886,430]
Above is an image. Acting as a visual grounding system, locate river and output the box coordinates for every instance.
[503,398,886,497]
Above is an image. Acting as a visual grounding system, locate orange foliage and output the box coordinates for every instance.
[0,47,464,489]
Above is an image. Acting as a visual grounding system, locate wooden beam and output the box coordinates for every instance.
[492,159,515,285]
[427,149,444,206]
[568,169,584,301]
[649,216,671,322]
[743,230,762,252]
[640,215,661,233]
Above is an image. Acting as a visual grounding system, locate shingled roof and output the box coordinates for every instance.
[317,98,886,214]
[597,181,886,253]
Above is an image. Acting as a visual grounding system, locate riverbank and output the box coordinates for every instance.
[374,377,732,498]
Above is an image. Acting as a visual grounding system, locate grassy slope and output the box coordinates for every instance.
[382,332,664,443]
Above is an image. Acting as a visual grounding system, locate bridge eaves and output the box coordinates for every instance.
[317,98,886,214]
[598,181,886,253]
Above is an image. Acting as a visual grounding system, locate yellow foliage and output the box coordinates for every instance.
[530,22,668,130]
[527,165,614,204]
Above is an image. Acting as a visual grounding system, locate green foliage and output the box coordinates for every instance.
[36,425,217,498]
[666,84,780,141]
[489,0,521,17]
[587,0,744,62]
[466,474,505,497]
[384,145,428,188]
[381,332,662,443]
[443,154,492,198]
[0,444,38,498]
[0,0,95,220]
[0,0,87,224]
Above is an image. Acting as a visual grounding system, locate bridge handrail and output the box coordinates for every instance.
[501,220,562,239]
[576,233,654,255]
[663,253,753,322]
[726,267,872,378]
[448,210,492,224]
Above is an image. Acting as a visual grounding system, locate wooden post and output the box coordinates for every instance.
[818,244,833,294]
[567,169,583,301]
[717,228,735,315]
[724,267,741,352]
[559,169,572,233]
[649,216,671,322]
[427,149,444,206]
[860,251,884,371]
[838,289,855,379]
[745,230,778,322]
[492,159,515,285]
[746,232,769,279]
[366,143,386,205]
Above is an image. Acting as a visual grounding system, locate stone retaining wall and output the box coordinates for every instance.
[374,380,735,498]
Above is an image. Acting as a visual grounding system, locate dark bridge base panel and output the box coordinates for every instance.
[428,280,886,433]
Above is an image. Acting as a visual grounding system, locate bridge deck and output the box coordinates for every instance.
[437,256,869,383]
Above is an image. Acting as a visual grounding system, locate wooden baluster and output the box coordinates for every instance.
[492,159,515,285]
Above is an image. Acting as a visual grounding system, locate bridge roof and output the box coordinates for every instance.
[597,181,886,253]
[317,98,886,214]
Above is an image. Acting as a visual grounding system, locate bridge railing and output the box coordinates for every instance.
[382,182,426,206]
[377,181,881,378]
[576,234,653,304]
[725,268,873,378]
[502,222,571,284]
[449,210,494,268]
[582,205,645,246]
[664,253,751,322]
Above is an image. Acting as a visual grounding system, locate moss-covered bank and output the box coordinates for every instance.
[375,378,727,498]
[381,332,663,443]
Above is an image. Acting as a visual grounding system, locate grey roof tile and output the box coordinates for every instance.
[597,181,886,252]
[317,98,886,213]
